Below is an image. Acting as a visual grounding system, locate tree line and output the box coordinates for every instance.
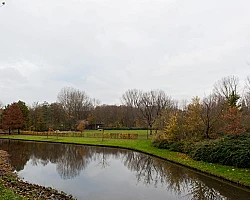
[1,76,250,138]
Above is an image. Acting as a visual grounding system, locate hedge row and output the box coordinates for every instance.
[152,133,250,168]
[189,134,250,168]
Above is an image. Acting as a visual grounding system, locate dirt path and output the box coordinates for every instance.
[0,150,76,199]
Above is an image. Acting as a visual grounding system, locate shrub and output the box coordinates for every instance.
[169,142,184,152]
[169,141,194,153]
[152,133,170,149]
[189,133,250,168]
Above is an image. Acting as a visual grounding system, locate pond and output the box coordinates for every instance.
[0,139,249,200]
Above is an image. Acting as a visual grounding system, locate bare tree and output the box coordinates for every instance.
[243,76,250,107]
[57,87,92,129]
[200,94,224,138]
[214,76,246,136]
[122,89,173,135]
[213,75,240,107]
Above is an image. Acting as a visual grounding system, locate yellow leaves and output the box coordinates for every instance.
[163,112,179,143]
[164,113,178,133]
[177,152,190,160]
[184,96,203,137]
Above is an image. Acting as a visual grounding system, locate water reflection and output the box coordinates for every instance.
[122,152,229,199]
[0,139,249,200]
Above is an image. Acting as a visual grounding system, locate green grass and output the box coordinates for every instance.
[1,134,250,188]
[0,180,24,200]
[84,129,149,134]
[21,129,152,139]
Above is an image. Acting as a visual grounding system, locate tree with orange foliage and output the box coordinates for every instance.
[214,76,245,136]
[221,106,245,136]
[2,103,24,135]
[77,120,85,136]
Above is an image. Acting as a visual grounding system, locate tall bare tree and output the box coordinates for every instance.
[214,76,245,136]
[213,75,240,107]
[243,75,250,108]
[200,94,224,138]
[122,89,173,135]
[57,87,93,129]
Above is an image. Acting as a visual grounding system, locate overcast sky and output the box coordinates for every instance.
[1,0,250,106]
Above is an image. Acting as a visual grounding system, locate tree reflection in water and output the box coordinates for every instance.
[122,151,190,195]
[0,139,249,200]
[186,180,226,200]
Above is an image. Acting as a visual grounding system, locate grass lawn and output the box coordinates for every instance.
[0,134,250,188]
[84,129,149,134]
[20,129,152,139]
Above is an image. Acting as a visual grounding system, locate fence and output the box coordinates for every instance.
[20,131,149,140]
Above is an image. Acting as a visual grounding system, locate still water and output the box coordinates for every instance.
[0,139,249,200]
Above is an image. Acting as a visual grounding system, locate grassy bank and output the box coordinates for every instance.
[0,183,24,200]
[1,134,250,188]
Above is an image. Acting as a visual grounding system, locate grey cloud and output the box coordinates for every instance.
[0,0,250,105]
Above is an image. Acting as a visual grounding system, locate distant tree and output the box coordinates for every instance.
[77,120,85,135]
[154,100,178,132]
[49,102,67,130]
[214,76,245,136]
[17,100,30,130]
[88,104,131,128]
[122,89,173,135]
[163,112,180,144]
[200,94,224,138]
[0,101,3,129]
[184,97,203,139]
[221,106,245,136]
[214,75,240,107]
[2,103,24,134]
[37,111,46,131]
[57,87,93,129]
[241,76,250,131]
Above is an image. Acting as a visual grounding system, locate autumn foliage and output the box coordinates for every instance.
[221,106,245,136]
[77,120,85,133]
[2,103,24,134]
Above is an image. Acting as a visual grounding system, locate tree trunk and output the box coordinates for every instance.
[8,127,11,135]
[18,129,20,134]
[149,124,152,135]
[205,126,210,139]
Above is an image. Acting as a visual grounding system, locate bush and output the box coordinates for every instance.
[152,133,170,149]
[189,133,250,168]
[169,142,184,152]
[169,141,194,153]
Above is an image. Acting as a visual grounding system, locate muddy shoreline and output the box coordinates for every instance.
[0,150,76,199]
